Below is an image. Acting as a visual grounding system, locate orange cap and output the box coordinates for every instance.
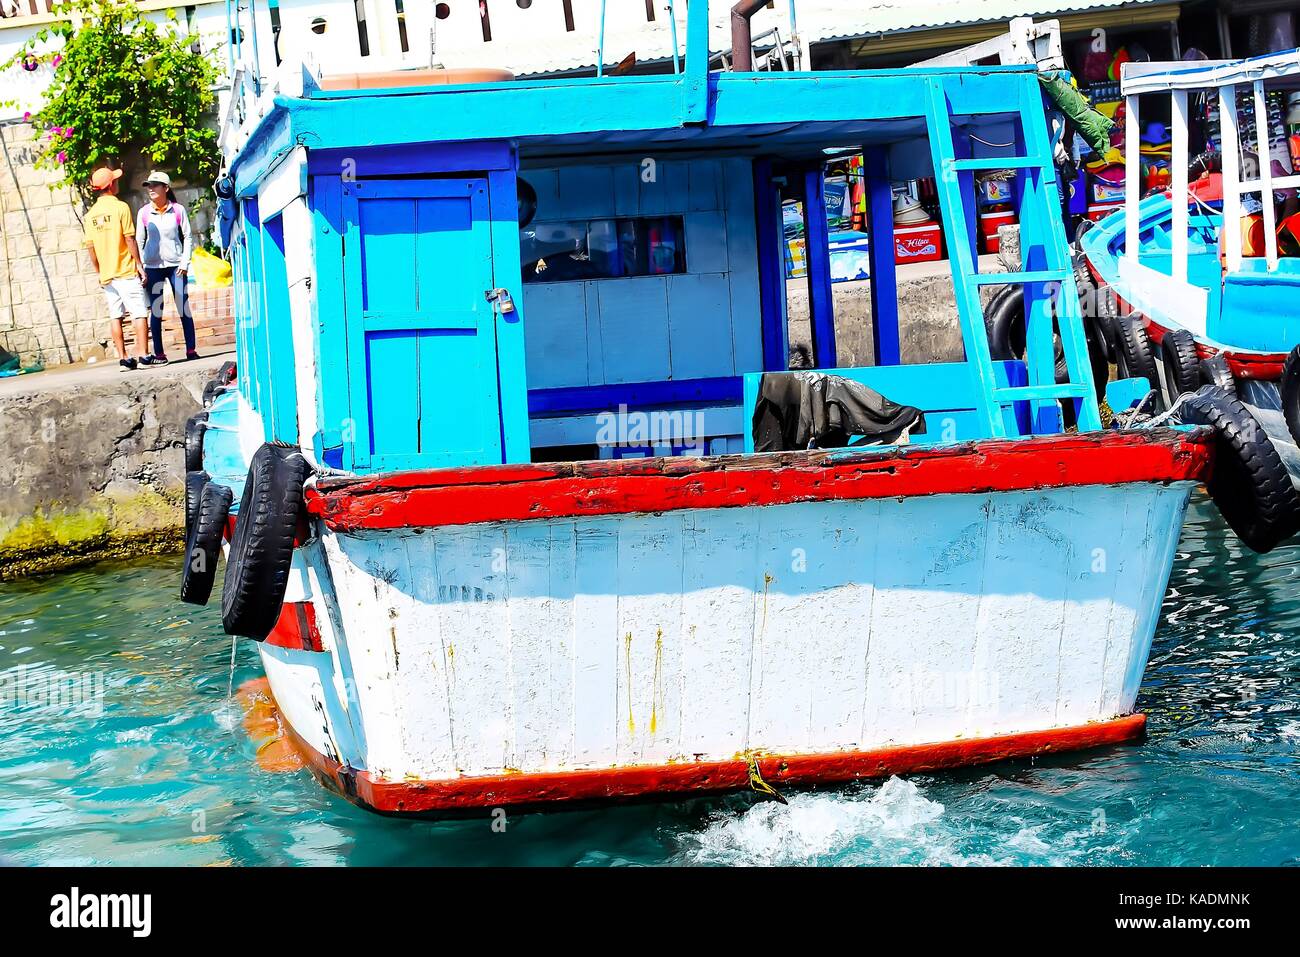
[89,167,123,191]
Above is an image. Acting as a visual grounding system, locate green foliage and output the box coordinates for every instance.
[2,0,220,191]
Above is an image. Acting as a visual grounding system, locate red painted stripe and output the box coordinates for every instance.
[1140,317,1286,380]
[1081,259,1287,382]
[305,430,1212,532]
[283,715,1147,815]
[264,602,324,652]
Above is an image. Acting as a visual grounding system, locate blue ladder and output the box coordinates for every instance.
[924,74,1102,437]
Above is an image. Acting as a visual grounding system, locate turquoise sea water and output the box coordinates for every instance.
[1,493,1297,867]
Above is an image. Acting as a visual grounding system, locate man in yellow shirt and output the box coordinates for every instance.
[83,167,161,371]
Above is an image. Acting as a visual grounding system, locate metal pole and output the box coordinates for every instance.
[224,0,235,83]
[596,0,607,77]
[667,0,680,74]
[247,0,263,94]
[731,0,767,72]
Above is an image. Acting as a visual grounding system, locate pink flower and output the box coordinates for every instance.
[22,112,31,123]
[51,54,62,68]
[56,151,66,164]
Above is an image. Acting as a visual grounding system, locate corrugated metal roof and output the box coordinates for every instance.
[450,0,1172,77]
[491,2,799,77]
[797,0,1171,45]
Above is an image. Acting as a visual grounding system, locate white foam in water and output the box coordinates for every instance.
[670,776,1107,866]
[672,777,964,866]
[212,701,240,732]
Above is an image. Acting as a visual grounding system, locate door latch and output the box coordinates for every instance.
[485,287,516,315]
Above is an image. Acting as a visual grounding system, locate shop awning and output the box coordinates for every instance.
[804,1,1181,57]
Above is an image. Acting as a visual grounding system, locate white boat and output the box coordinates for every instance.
[179,3,1217,816]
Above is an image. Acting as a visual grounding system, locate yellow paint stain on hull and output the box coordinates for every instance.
[624,632,635,735]
[650,628,664,737]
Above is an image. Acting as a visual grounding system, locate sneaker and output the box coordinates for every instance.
[119,358,137,372]
[185,350,201,361]
[138,355,166,367]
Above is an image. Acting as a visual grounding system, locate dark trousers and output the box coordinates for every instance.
[144,266,196,356]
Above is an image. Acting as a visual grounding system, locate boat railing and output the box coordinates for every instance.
[1120,48,1300,277]
[912,16,1064,71]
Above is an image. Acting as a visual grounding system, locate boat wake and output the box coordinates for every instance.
[669,776,1101,867]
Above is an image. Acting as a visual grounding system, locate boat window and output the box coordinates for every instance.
[521,216,686,283]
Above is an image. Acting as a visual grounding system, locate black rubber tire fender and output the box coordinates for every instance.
[1160,328,1201,405]
[184,411,208,474]
[1113,314,1160,394]
[983,283,1023,360]
[202,379,229,409]
[221,444,310,640]
[985,285,1065,377]
[1281,345,1300,447]
[1180,385,1300,553]
[1074,216,1095,246]
[185,469,210,538]
[217,360,237,385]
[180,481,233,606]
[1084,313,1110,399]
[1198,354,1236,397]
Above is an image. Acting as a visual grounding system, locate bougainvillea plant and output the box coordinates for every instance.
[2,0,220,193]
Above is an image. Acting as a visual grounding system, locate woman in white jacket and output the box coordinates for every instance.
[137,170,198,362]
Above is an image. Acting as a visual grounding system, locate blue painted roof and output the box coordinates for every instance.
[230,64,1036,196]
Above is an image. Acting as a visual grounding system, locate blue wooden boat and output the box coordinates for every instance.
[181,3,1225,817]
[1081,48,1300,494]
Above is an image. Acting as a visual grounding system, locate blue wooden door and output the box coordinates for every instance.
[341,178,502,471]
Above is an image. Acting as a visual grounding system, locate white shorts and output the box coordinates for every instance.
[101,277,149,320]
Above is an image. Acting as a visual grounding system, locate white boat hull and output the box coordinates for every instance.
[258,470,1196,813]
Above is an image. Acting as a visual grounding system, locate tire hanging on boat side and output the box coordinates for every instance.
[184,411,208,474]
[202,378,228,409]
[1178,385,1300,553]
[1159,328,1201,406]
[983,284,1022,360]
[180,481,233,606]
[1113,314,1160,397]
[1281,345,1300,446]
[983,283,1107,402]
[185,469,210,538]
[221,443,310,641]
[1199,355,1236,396]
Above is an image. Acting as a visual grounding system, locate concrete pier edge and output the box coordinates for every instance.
[0,352,232,580]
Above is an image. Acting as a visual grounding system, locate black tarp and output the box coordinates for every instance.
[751,371,926,452]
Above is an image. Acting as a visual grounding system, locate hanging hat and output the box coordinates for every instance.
[893,195,930,226]
[1108,46,1132,81]
[1143,121,1170,146]
[1287,91,1300,127]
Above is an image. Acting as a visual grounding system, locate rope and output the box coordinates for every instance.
[1117,389,1194,431]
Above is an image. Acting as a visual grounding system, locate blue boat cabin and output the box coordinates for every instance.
[221,3,1099,476]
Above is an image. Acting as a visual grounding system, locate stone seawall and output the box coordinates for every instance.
[0,356,226,579]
